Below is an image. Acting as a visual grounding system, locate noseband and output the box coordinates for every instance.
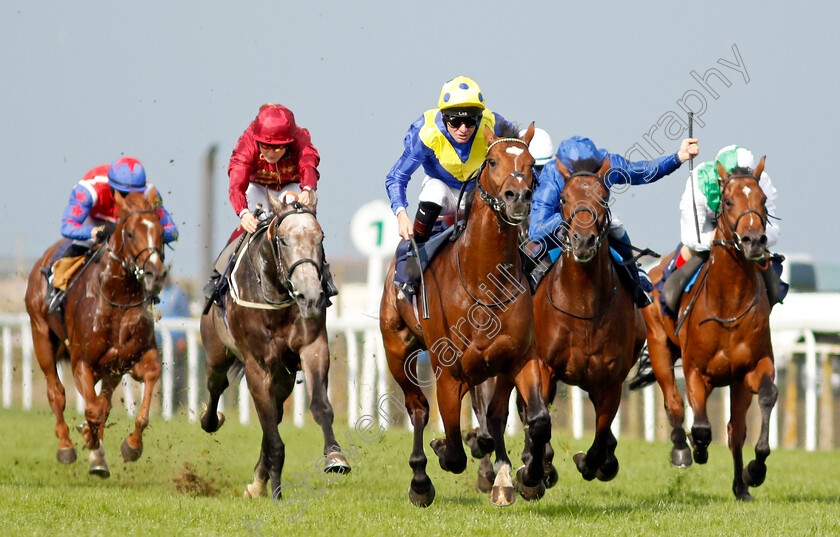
[268,203,323,300]
[557,172,611,251]
[713,174,767,252]
[102,208,165,308]
[473,137,532,226]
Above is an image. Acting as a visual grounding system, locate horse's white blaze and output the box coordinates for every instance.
[743,185,752,197]
[506,147,524,156]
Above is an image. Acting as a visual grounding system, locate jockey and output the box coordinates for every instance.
[527,135,699,305]
[203,103,338,305]
[386,76,517,244]
[663,145,784,312]
[523,127,555,179]
[47,157,179,312]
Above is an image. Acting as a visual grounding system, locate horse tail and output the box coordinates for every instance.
[228,356,246,383]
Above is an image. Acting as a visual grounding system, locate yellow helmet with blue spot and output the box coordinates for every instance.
[438,76,485,112]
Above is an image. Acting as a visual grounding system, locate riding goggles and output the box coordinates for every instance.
[443,114,480,129]
[258,142,288,152]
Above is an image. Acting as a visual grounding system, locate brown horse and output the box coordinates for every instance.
[380,123,551,507]
[200,195,350,500]
[24,189,168,477]
[643,158,777,500]
[531,159,646,482]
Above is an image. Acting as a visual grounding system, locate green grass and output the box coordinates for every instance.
[2,406,839,536]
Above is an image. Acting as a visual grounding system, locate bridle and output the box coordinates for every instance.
[267,203,324,302]
[712,173,767,252]
[100,209,165,309]
[556,172,612,253]
[473,137,533,227]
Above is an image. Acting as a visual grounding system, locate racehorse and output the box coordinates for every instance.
[380,123,551,507]
[642,158,777,500]
[24,188,168,477]
[200,194,350,500]
[531,158,646,483]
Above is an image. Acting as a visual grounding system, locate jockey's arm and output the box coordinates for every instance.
[679,173,715,252]
[294,126,320,192]
[603,151,683,188]
[385,120,428,216]
[528,163,566,252]
[759,171,780,248]
[60,184,98,240]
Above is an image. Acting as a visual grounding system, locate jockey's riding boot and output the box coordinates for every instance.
[203,270,222,301]
[46,284,65,315]
[413,201,442,244]
[663,252,708,313]
[762,262,783,307]
[527,253,552,293]
[322,261,339,298]
[628,347,656,391]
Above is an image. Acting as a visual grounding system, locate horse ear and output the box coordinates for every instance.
[304,190,318,212]
[754,156,766,179]
[521,122,535,145]
[267,190,284,215]
[113,189,126,208]
[555,158,571,180]
[716,161,729,182]
[597,157,611,179]
[145,186,160,208]
[484,126,496,146]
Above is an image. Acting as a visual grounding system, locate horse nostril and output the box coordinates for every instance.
[503,190,517,203]
[586,235,597,249]
[523,190,533,202]
[759,235,768,246]
[741,236,751,244]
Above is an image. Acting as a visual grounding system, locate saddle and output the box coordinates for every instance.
[393,222,455,296]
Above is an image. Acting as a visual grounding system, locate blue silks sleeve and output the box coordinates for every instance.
[60,185,96,240]
[385,117,431,215]
[603,152,682,188]
[528,159,566,244]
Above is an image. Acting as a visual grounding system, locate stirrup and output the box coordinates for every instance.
[47,288,65,314]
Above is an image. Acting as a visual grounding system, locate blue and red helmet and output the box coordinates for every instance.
[108,157,147,192]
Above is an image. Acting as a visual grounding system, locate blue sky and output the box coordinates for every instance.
[2,1,837,279]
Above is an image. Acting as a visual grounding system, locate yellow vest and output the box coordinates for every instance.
[418,108,496,182]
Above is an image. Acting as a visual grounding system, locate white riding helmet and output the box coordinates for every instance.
[520,127,554,166]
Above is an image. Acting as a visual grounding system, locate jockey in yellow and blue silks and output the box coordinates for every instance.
[527,135,698,305]
[386,76,517,243]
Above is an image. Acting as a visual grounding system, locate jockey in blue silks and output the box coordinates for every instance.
[526,135,698,306]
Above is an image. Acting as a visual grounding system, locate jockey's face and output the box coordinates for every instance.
[446,121,476,144]
[259,144,287,165]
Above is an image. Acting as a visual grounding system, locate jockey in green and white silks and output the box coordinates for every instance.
[680,145,779,252]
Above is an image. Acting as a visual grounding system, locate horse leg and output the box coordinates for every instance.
[246,373,295,499]
[300,337,350,474]
[486,374,515,506]
[30,318,75,463]
[728,381,754,501]
[516,362,558,489]
[465,379,496,492]
[512,358,551,501]
[573,385,621,482]
[122,348,161,462]
[199,325,235,433]
[685,369,713,465]
[86,376,120,478]
[429,374,469,474]
[649,336,690,467]
[742,359,777,489]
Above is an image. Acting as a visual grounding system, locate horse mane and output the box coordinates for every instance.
[496,122,522,139]
[567,157,604,174]
[730,166,753,176]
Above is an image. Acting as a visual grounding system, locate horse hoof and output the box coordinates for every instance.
[323,452,351,474]
[596,459,619,482]
[120,439,143,462]
[743,460,767,487]
[693,446,709,465]
[573,452,596,481]
[516,466,546,501]
[491,484,516,507]
[200,410,226,433]
[429,438,445,457]
[89,464,110,478]
[244,482,265,499]
[543,464,559,489]
[408,483,436,507]
[670,447,693,468]
[56,447,77,464]
[476,471,495,493]
[735,488,753,502]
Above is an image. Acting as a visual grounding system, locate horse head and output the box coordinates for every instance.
[112,187,167,296]
[715,157,768,261]
[267,192,325,319]
[479,123,536,224]
[555,158,611,263]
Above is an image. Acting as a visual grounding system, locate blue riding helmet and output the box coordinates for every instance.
[556,136,608,172]
[108,157,147,193]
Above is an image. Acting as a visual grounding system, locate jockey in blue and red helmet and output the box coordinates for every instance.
[60,156,179,248]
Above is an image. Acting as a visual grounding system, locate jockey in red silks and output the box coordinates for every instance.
[47,157,179,312]
[203,103,338,304]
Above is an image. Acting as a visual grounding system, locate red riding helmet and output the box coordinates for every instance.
[252,104,297,145]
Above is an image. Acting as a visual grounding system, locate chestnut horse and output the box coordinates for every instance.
[24,189,168,477]
[531,159,646,483]
[643,158,777,500]
[380,123,551,507]
[200,195,350,500]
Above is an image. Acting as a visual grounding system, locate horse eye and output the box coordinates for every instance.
[488,158,496,167]
[277,236,288,246]
[126,231,134,240]
[723,198,733,207]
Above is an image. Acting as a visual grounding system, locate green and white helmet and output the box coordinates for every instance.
[715,145,756,175]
